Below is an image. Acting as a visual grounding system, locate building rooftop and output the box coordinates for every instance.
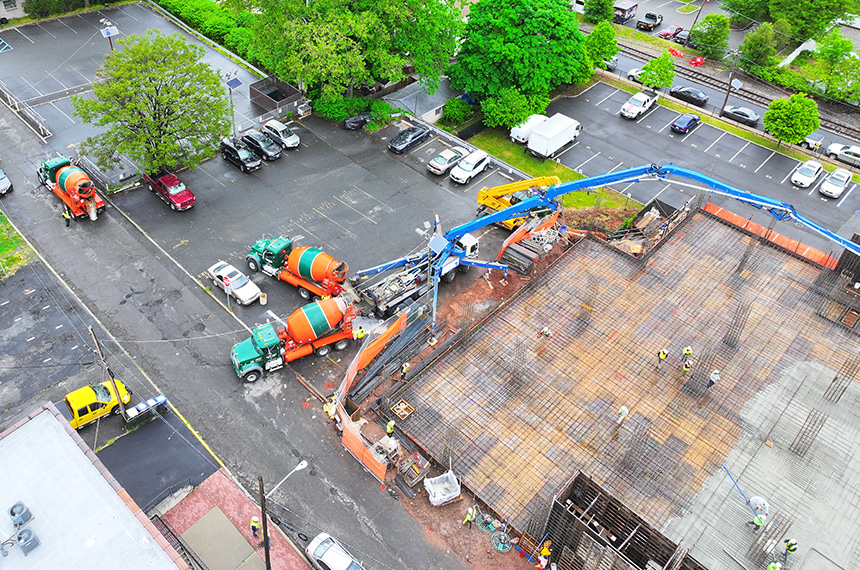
[397,209,860,569]
[0,405,184,570]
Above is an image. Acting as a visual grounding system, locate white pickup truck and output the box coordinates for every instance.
[620,90,658,119]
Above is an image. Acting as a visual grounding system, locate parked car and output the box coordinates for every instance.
[262,120,300,149]
[657,24,683,39]
[819,168,853,198]
[241,129,282,161]
[627,68,644,84]
[388,125,431,154]
[826,144,860,167]
[449,150,490,184]
[306,533,365,570]
[206,261,262,305]
[604,55,619,71]
[620,90,658,119]
[64,381,132,430]
[799,133,824,150]
[790,160,823,188]
[220,138,262,172]
[0,168,12,195]
[427,146,469,175]
[673,30,700,49]
[636,12,663,31]
[142,171,196,211]
[343,112,373,130]
[669,86,709,107]
[720,106,760,127]
[670,113,700,134]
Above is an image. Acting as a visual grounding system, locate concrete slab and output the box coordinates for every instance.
[181,506,259,570]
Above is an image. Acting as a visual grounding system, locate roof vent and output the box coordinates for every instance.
[8,502,32,527]
[15,528,41,555]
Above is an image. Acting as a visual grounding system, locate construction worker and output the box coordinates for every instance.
[682,346,693,359]
[747,514,767,532]
[616,406,629,425]
[463,506,477,528]
[766,562,781,570]
[657,349,668,371]
[62,207,71,228]
[400,362,409,382]
[537,326,552,338]
[353,327,365,340]
[386,420,395,435]
[784,538,797,559]
[320,294,331,301]
[250,516,260,538]
[707,370,720,389]
[682,358,692,376]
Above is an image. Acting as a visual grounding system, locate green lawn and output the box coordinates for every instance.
[0,213,34,278]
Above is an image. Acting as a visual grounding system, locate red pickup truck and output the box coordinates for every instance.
[142,171,196,211]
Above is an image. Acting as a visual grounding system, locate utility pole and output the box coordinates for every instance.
[258,477,271,570]
[88,326,128,420]
[719,51,742,115]
[684,0,705,47]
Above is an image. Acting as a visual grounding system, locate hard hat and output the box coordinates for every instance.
[252,516,259,522]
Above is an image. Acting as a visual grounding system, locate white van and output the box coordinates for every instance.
[509,114,548,144]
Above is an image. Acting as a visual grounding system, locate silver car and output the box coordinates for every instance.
[818,168,853,198]
[427,146,468,175]
[826,143,860,167]
[206,261,262,305]
[262,119,301,149]
[306,533,364,570]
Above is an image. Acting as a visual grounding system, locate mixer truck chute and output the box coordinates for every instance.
[246,236,348,300]
[230,297,360,382]
[36,156,106,221]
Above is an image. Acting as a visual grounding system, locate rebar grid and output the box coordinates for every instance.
[397,213,860,531]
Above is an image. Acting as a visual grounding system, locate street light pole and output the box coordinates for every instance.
[258,460,307,570]
[224,69,242,141]
[99,19,118,53]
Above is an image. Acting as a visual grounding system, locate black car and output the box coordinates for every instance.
[388,125,431,154]
[670,113,701,134]
[220,138,262,172]
[669,86,709,107]
[673,30,700,49]
[720,105,760,127]
[240,130,282,161]
[344,112,373,130]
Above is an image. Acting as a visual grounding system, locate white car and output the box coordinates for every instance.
[620,90,658,119]
[306,533,364,570]
[790,160,823,188]
[826,143,860,167]
[818,168,853,198]
[427,146,469,175]
[449,150,490,184]
[206,261,262,305]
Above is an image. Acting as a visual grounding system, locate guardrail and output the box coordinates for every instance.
[0,78,52,140]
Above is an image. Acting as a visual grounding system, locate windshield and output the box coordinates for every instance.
[91,384,110,402]
[227,271,249,288]
[630,95,647,105]
[431,155,448,165]
[260,137,276,150]
[797,164,818,177]
[458,159,476,172]
[831,172,850,184]
[238,147,256,160]
[167,182,187,195]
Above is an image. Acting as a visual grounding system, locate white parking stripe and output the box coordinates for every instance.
[808,179,822,196]
[37,24,57,39]
[57,19,78,33]
[658,120,673,133]
[596,90,619,107]
[51,102,76,124]
[704,132,725,153]
[47,71,68,89]
[576,153,600,171]
[555,140,579,160]
[837,184,856,207]
[782,163,800,185]
[608,162,625,173]
[15,29,35,43]
[117,6,141,20]
[729,142,750,163]
[754,151,776,173]
[652,183,672,201]
[21,77,43,96]
[464,170,495,192]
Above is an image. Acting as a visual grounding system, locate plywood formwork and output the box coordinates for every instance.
[395,211,860,559]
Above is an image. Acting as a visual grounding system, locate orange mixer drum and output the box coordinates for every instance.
[56,165,95,199]
[288,247,348,282]
[286,297,348,344]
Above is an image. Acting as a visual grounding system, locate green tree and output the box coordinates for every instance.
[72,31,230,174]
[769,0,853,41]
[817,30,854,74]
[762,93,820,146]
[638,51,676,90]
[449,0,592,101]
[740,22,776,68]
[480,88,550,129]
[720,0,769,28]
[584,21,620,69]
[583,0,614,24]
[692,13,731,59]
[23,0,87,18]
[771,18,793,52]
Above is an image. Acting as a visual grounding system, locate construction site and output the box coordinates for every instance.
[360,195,860,570]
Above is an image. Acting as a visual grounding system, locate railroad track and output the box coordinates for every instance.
[618,44,860,143]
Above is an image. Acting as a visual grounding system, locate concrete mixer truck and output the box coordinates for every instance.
[230,297,360,382]
[36,156,106,221]
[245,236,348,300]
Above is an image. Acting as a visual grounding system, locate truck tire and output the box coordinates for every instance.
[243,370,262,383]
[334,339,351,351]
[828,153,838,160]
[458,264,471,273]
[111,405,121,416]
[315,345,332,357]
[247,258,260,272]
[443,271,456,284]
[298,288,312,300]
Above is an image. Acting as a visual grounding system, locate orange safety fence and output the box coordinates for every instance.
[340,403,387,482]
[703,203,839,269]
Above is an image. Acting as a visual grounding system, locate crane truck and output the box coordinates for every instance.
[476,176,562,230]
[354,163,860,329]
[245,236,348,300]
[36,156,106,221]
[230,296,360,382]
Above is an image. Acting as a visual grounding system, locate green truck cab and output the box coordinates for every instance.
[230,323,285,383]
[246,236,292,274]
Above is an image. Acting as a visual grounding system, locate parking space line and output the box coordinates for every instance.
[350,186,395,212]
[334,196,377,224]
[51,102,76,123]
[595,90,618,107]
[555,141,579,160]
[57,19,78,33]
[808,180,822,196]
[608,162,624,173]
[313,208,356,238]
[295,222,330,249]
[754,151,776,173]
[704,133,725,153]
[729,142,750,163]
[782,163,800,185]
[658,120,673,133]
[47,71,68,89]
[15,29,35,43]
[74,68,90,83]
[411,137,436,155]
[198,166,226,187]
[652,183,671,201]
[575,153,600,171]
[636,109,658,124]
[21,77,43,96]
[117,6,141,20]
[837,184,856,207]
[464,170,495,193]
[37,24,57,39]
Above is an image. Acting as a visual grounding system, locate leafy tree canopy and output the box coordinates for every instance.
[480,88,550,129]
[763,93,820,145]
[740,22,776,68]
[692,13,731,59]
[721,0,769,28]
[639,51,676,90]
[449,0,592,100]
[584,21,620,69]
[72,31,230,174]
[769,0,853,41]
[583,0,614,24]
[771,18,793,51]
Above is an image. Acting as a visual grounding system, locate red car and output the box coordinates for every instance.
[142,171,196,211]
[657,24,683,39]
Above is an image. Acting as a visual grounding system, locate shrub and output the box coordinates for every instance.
[439,98,473,126]
[312,96,373,122]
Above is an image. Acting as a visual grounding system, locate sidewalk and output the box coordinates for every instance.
[162,469,310,570]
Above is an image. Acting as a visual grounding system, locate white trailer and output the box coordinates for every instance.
[510,114,548,144]
[527,113,581,159]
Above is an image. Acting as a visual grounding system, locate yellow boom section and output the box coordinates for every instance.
[476,176,562,230]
